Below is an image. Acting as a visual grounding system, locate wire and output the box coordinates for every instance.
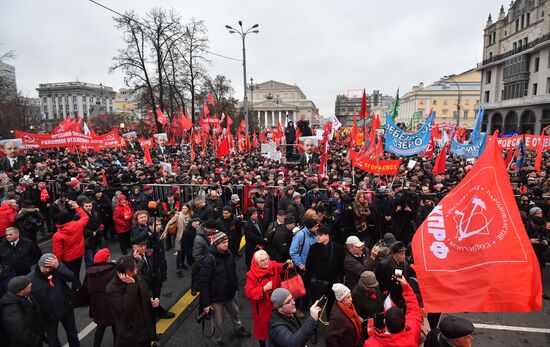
[86,0,242,62]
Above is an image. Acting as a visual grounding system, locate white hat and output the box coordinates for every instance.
[332,283,351,301]
[345,236,364,247]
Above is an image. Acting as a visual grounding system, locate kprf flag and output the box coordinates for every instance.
[412,132,542,313]
[156,108,168,126]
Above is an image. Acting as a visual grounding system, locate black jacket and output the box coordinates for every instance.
[198,245,239,307]
[267,311,316,347]
[77,262,116,326]
[375,255,409,307]
[84,208,102,249]
[244,218,266,266]
[306,242,345,285]
[105,273,155,346]
[0,237,41,276]
[269,225,293,263]
[27,263,75,322]
[0,292,44,347]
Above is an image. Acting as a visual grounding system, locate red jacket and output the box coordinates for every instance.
[363,283,422,347]
[244,260,285,341]
[112,202,133,234]
[52,207,90,262]
[0,203,17,237]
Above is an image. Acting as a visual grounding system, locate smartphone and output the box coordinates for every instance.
[318,295,327,307]
[394,269,403,278]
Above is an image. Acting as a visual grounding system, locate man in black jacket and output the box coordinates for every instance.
[216,206,242,257]
[0,227,41,276]
[82,199,103,269]
[199,232,250,346]
[27,253,79,347]
[0,276,44,347]
[375,241,409,308]
[243,207,267,269]
[268,215,296,263]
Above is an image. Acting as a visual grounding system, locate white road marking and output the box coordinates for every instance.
[474,323,550,334]
[62,322,97,347]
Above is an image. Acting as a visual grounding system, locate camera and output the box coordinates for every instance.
[195,311,212,323]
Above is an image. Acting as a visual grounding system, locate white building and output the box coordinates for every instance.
[0,62,17,95]
[36,81,116,121]
[479,0,550,134]
[246,80,319,128]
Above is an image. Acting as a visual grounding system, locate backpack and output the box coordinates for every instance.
[191,254,216,292]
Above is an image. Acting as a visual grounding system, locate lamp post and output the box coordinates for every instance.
[444,75,461,127]
[226,21,259,135]
[250,77,256,128]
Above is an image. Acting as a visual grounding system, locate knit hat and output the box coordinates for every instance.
[304,218,318,229]
[382,233,397,246]
[530,207,542,216]
[203,218,218,230]
[359,271,379,288]
[38,253,55,267]
[93,248,111,264]
[390,241,407,254]
[332,283,351,301]
[7,276,31,294]
[56,211,73,225]
[271,287,292,309]
[292,192,301,199]
[213,231,229,246]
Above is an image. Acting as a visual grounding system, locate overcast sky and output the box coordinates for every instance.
[1,0,504,115]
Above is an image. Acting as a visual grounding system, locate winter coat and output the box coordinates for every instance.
[351,284,385,330]
[27,262,75,322]
[0,264,15,298]
[244,218,266,266]
[363,283,422,347]
[106,273,155,347]
[78,262,116,326]
[306,242,345,288]
[172,213,191,251]
[216,215,242,253]
[198,245,239,307]
[83,208,102,249]
[269,224,293,263]
[0,203,17,237]
[244,260,285,341]
[287,202,305,226]
[344,250,376,289]
[0,236,41,275]
[375,255,408,307]
[112,201,133,234]
[325,302,362,347]
[192,226,212,261]
[52,207,89,262]
[289,227,317,268]
[267,311,317,347]
[0,292,44,347]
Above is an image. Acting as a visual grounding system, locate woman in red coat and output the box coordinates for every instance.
[112,195,133,255]
[244,249,292,347]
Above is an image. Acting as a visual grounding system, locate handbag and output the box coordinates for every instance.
[281,267,306,298]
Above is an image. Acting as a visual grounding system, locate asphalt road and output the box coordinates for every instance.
[38,237,550,347]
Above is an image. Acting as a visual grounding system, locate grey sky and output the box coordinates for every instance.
[1,0,503,115]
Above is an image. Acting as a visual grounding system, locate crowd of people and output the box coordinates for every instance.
[0,120,548,347]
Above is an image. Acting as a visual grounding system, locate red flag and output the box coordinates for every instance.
[200,116,210,134]
[216,135,230,158]
[422,130,436,158]
[53,116,72,134]
[534,136,544,173]
[101,171,107,186]
[504,149,516,169]
[144,147,153,165]
[350,112,359,146]
[360,89,367,120]
[156,108,168,126]
[207,93,215,106]
[203,101,210,117]
[190,144,196,161]
[180,107,193,131]
[253,131,259,149]
[412,133,542,313]
[432,145,447,175]
[239,120,246,134]
[225,114,233,128]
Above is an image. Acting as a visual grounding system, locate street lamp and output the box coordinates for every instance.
[226,21,259,135]
[443,75,461,127]
[250,77,256,128]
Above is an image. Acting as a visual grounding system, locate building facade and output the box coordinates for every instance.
[399,69,481,128]
[114,87,146,122]
[479,0,550,134]
[0,61,17,96]
[246,80,319,128]
[36,81,116,122]
[334,90,394,127]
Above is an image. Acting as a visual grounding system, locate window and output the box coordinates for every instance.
[485,91,490,102]
[547,78,550,93]
[534,57,539,72]
[533,83,538,95]
[72,95,77,103]
[463,110,469,119]
[526,13,530,26]
[433,100,437,105]
[486,70,492,84]
[489,52,493,59]
[516,19,520,32]
[513,42,517,50]
[443,99,448,105]
[524,37,528,46]
[521,14,525,29]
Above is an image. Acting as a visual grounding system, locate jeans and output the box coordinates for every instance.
[212,295,242,342]
[44,309,80,347]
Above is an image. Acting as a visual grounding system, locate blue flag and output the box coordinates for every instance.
[450,133,487,158]
[470,108,484,144]
[385,112,435,156]
[516,137,525,169]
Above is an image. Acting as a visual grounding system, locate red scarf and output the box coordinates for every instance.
[40,188,50,202]
[121,202,133,220]
[249,258,275,280]
[337,301,362,346]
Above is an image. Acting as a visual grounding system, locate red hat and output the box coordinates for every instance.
[118,194,127,200]
[143,184,153,191]
[93,248,110,264]
[70,180,80,187]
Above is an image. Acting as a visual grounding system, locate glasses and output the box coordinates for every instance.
[283,298,295,305]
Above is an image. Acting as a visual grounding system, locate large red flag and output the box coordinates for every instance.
[412,133,542,313]
[144,147,153,165]
[207,93,215,106]
[360,89,367,120]
[216,136,230,159]
[203,101,210,117]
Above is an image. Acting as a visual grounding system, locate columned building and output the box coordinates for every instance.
[246,80,319,128]
[36,81,116,123]
[478,0,550,134]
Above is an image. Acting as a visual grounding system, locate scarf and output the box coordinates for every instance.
[337,301,363,347]
[249,258,275,280]
[121,202,133,220]
[40,188,50,202]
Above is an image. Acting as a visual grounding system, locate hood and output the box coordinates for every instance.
[370,326,416,347]
[86,262,116,277]
[0,291,23,307]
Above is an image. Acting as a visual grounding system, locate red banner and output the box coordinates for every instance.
[350,150,401,175]
[15,130,123,150]
[412,135,542,313]
[493,135,550,150]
